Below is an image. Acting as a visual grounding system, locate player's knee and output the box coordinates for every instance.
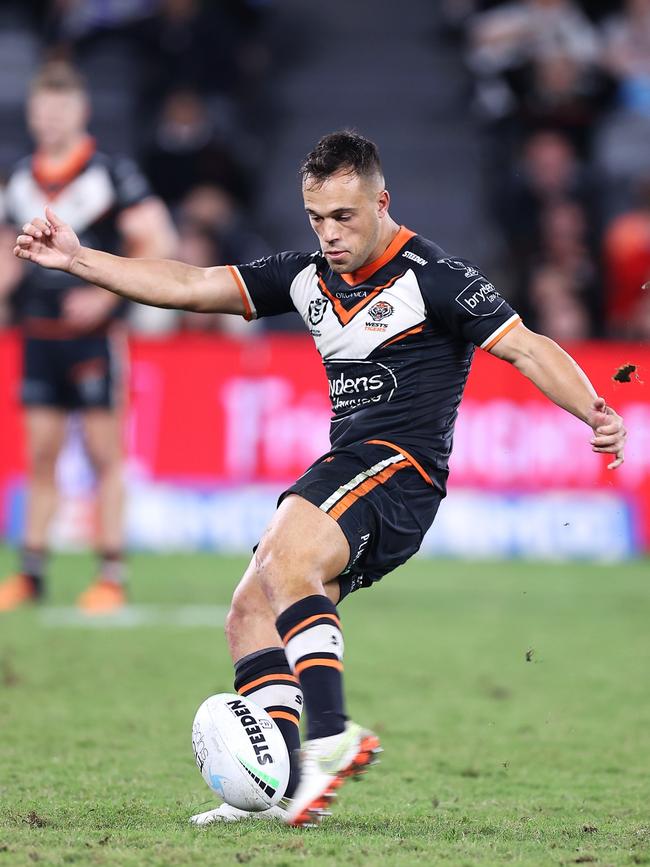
[86,445,121,477]
[29,444,59,480]
[252,532,325,601]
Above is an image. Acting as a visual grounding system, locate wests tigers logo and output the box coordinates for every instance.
[368,301,394,322]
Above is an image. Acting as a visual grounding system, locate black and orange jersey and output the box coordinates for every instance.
[2,136,152,328]
[230,227,521,484]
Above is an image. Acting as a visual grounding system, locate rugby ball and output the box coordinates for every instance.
[191,693,290,811]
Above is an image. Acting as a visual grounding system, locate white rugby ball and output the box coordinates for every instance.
[191,693,290,811]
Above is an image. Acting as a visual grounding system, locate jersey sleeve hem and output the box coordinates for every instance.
[480,314,521,351]
[227,265,257,321]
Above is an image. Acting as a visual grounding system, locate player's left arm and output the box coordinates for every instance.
[63,197,177,328]
[488,321,627,469]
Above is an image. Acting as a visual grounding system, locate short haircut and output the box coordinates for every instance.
[29,61,87,97]
[300,131,383,185]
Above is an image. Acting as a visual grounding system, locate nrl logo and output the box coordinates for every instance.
[437,258,479,279]
[368,301,394,322]
[308,297,328,325]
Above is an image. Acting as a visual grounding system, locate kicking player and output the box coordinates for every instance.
[0,62,176,613]
[13,131,626,825]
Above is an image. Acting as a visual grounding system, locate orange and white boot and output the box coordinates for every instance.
[286,721,382,827]
[76,579,126,615]
[0,574,41,612]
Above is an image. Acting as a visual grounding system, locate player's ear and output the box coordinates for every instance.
[377,189,390,219]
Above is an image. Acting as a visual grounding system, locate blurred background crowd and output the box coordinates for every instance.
[1,0,649,342]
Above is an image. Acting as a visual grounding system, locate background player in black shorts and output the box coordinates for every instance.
[0,63,176,614]
[13,131,626,824]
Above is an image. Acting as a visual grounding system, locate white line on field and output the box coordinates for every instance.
[39,605,228,629]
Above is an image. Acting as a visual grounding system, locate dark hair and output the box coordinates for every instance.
[30,61,87,96]
[300,131,383,184]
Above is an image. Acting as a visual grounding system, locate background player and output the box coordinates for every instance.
[0,62,176,614]
[12,132,626,824]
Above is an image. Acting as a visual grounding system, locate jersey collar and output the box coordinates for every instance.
[340,225,416,286]
[32,135,96,197]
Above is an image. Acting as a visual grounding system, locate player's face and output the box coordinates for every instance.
[27,90,89,152]
[303,170,390,274]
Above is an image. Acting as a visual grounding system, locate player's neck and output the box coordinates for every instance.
[37,133,91,163]
[366,218,401,266]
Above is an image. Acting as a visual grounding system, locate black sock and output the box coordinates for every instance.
[234,647,303,799]
[276,595,346,740]
[20,547,46,595]
[98,551,126,585]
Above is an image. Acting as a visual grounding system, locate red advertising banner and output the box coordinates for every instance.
[1,331,648,551]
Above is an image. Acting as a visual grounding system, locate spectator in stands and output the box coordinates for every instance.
[601,0,650,112]
[467,0,601,125]
[178,184,271,264]
[143,89,253,209]
[496,129,598,294]
[529,264,591,340]
[527,199,599,335]
[138,0,274,116]
[603,176,650,337]
[596,0,650,209]
[176,221,250,335]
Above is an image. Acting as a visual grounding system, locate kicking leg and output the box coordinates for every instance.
[192,561,304,825]
[246,494,380,826]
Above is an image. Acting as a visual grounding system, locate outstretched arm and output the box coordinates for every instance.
[489,322,626,469]
[13,208,245,315]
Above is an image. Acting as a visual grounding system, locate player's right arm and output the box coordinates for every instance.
[13,207,245,315]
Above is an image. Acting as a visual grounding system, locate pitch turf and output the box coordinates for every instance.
[0,546,649,866]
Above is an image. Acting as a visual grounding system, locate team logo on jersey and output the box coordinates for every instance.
[308,297,328,325]
[368,301,394,322]
[455,279,505,317]
[437,258,479,279]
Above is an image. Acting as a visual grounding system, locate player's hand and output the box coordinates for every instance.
[13,207,80,272]
[587,397,626,470]
[62,286,117,330]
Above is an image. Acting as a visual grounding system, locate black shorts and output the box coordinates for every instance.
[279,440,445,600]
[21,335,120,410]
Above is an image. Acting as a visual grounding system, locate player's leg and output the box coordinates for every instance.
[77,406,126,612]
[190,506,349,825]
[0,408,67,609]
[1,337,68,611]
[68,334,126,613]
[190,563,343,824]
[236,494,379,826]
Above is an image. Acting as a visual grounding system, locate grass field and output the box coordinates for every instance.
[0,546,649,866]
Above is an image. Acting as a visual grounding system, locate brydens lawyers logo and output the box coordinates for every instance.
[368,301,394,321]
[455,278,504,317]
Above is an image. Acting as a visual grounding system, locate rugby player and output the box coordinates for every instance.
[13,131,626,825]
[0,62,176,613]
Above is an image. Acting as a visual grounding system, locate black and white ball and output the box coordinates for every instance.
[192,693,290,811]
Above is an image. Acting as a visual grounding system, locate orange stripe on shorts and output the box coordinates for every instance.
[328,460,408,520]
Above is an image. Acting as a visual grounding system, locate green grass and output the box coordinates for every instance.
[0,546,649,866]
